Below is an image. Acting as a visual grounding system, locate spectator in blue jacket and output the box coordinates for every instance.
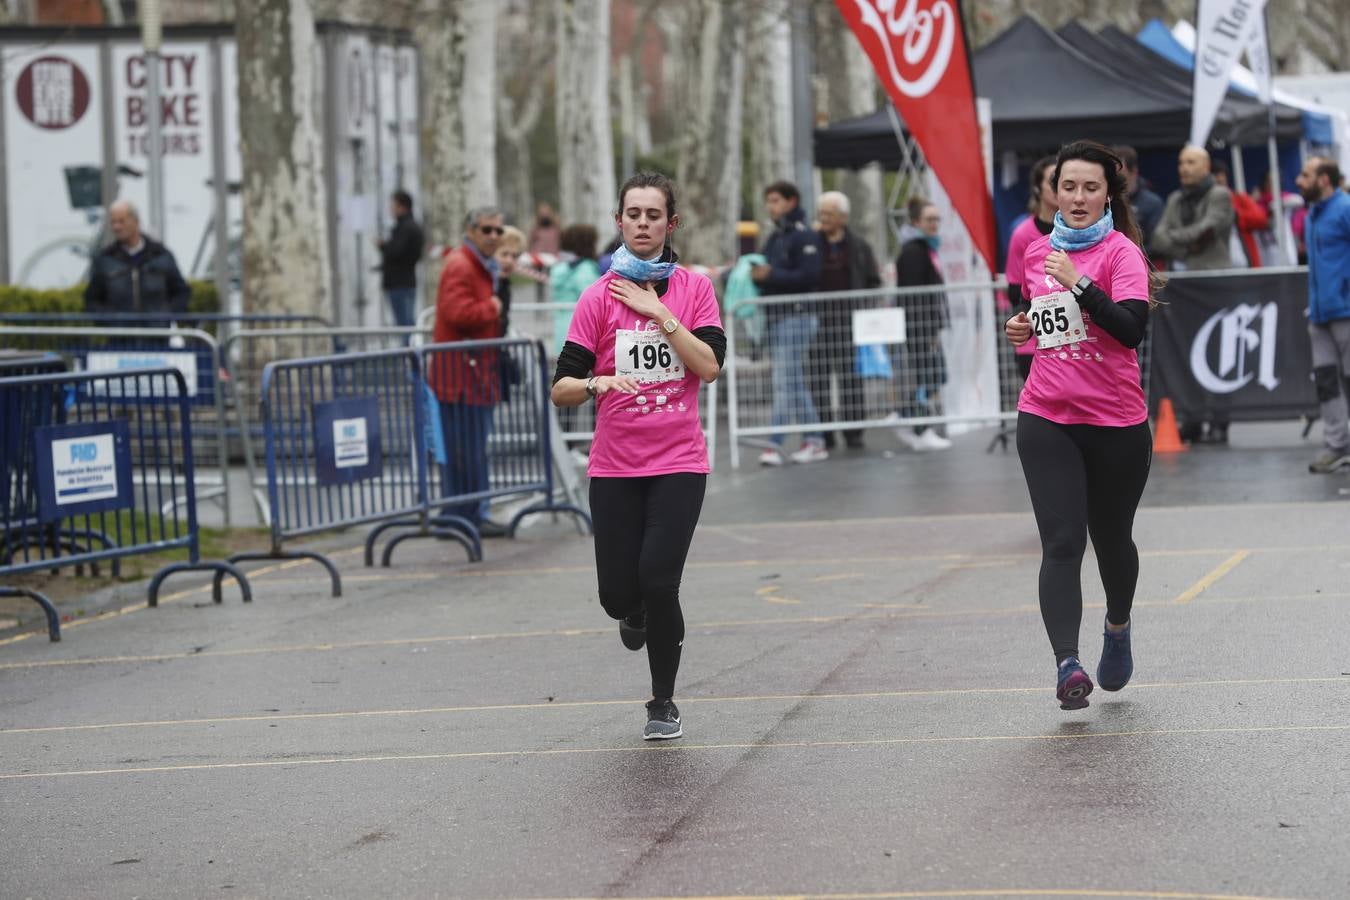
[752,180,826,466]
[1296,156,1350,473]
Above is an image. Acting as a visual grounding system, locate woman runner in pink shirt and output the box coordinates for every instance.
[1003,154,1058,383]
[550,172,724,741]
[1004,141,1164,710]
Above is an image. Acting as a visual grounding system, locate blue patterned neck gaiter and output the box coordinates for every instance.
[609,243,676,282]
[1050,207,1114,252]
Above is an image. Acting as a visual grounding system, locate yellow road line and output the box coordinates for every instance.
[3,676,1342,736]
[5,592,1350,672]
[4,722,1346,781]
[547,890,1307,900]
[1174,550,1251,604]
[554,891,1306,900]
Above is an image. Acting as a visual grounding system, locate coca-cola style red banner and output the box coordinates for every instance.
[834,0,996,271]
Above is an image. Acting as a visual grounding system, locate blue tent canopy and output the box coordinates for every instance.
[1135,18,1335,145]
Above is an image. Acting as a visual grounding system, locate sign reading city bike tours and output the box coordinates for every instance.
[1027,292,1086,350]
[834,0,996,271]
[1148,271,1316,421]
[313,397,382,486]
[615,321,683,384]
[33,420,134,522]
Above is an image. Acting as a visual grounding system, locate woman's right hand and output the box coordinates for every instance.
[595,375,641,395]
[1005,312,1031,346]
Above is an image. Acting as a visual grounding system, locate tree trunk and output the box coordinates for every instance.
[236,0,333,318]
[497,0,552,227]
[745,1,794,237]
[415,0,498,254]
[555,0,618,239]
[816,0,888,263]
[671,0,745,266]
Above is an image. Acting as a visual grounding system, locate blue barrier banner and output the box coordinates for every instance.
[314,396,382,485]
[33,419,134,521]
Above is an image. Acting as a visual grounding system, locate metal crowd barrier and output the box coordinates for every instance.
[0,367,251,641]
[725,282,1007,468]
[213,338,590,600]
[220,326,432,522]
[0,325,234,524]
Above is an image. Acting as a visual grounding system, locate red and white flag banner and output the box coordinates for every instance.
[834,0,996,272]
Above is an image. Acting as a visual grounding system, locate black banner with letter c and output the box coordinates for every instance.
[1147,270,1317,422]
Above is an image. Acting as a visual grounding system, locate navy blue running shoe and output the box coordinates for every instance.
[1097,617,1133,691]
[1056,657,1093,710]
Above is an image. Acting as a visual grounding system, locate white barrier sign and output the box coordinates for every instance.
[852,307,907,345]
[333,417,369,468]
[52,432,118,505]
[85,351,197,397]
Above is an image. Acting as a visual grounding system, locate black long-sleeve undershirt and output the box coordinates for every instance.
[1023,283,1149,349]
[551,326,726,385]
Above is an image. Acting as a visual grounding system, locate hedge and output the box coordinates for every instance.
[0,281,221,316]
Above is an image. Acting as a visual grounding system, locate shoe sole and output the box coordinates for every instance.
[1057,670,1094,710]
[1309,459,1350,473]
[619,621,646,651]
[642,726,683,740]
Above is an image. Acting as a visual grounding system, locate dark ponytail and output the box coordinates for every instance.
[1052,140,1165,305]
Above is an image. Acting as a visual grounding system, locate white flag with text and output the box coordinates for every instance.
[1191,0,1270,146]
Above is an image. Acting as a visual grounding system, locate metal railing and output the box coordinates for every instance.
[213,338,590,600]
[725,281,1006,467]
[0,366,250,640]
[0,325,234,523]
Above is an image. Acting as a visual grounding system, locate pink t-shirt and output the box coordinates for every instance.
[1017,229,1150,427]
[566,268,723,477]
[1004,216,1047,357]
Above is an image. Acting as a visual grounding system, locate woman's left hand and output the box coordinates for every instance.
[1044,250,1080,290]
[609,278,666,321]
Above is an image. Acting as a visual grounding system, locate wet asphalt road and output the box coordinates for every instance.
[1,421,1348,899]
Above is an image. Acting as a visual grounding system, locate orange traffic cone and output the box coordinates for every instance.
[1153,398,1188,453]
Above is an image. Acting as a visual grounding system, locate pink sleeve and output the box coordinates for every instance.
[1004,223,1028,286]
[565,282,606,351]
[688,274,723,331]
[1108,239,1150,302]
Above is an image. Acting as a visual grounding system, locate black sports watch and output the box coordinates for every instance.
[1071,275,1093,298]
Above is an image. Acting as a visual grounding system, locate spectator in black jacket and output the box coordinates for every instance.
[379,190,426,327]
[810,190,881,450]
[83,200,190,319]
[892,198,952,451]
[752,180,827,466]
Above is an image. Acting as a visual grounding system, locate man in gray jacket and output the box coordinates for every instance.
[1152,145,1237,444]
[1152,145,1235,271]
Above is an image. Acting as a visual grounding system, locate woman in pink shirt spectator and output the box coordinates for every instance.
[1003,154,1058,383]
[1005,140,1164,712]
[550,172,724,741]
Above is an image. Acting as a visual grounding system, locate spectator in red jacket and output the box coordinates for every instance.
[1214,161,1270,267]
[431,206,507,536]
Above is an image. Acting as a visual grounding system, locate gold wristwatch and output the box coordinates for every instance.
[661,316,680,335]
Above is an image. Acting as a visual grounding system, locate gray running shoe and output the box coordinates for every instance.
[642,699,682,740]
[1309,448,1350,473]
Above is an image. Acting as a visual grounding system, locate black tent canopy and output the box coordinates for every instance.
[814,16,1305,169]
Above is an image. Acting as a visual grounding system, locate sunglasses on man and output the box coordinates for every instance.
[478,225,504,236]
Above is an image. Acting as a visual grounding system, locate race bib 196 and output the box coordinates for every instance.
[1028,291,1087,350]
[615,325,683,383]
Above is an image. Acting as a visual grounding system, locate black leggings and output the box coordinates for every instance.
[589,473,707,700]
[1016,413,1152,663]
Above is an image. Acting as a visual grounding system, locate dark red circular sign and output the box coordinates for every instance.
[16,55,91,130]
